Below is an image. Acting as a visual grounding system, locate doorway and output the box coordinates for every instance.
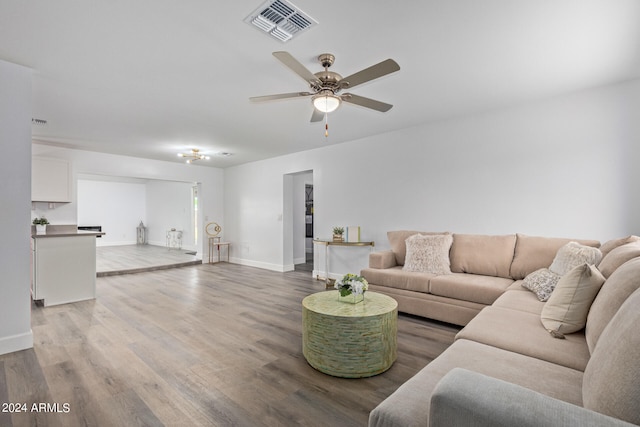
[283,170,314,273]
[296,183,314,272]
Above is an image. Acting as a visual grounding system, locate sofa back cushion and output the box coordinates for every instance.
[597,241,640,278]
[449,234,516,278]
[509,234,600,280]
[599,235,640,259]
[387,230,448,266]
[582,287,640,425]
[585,257,640,353]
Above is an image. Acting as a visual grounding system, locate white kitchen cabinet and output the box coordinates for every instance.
[32,157,71,202]
[32,234,97,306]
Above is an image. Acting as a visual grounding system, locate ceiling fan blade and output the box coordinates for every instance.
[339,59,400,89]
[341,93,393,112]
[250,92,312,102]
[310,109,324,122]
[273,51,321,87]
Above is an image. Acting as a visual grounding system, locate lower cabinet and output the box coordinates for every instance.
[32,235,97,306]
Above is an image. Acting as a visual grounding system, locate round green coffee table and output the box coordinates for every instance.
[302,291,398,378]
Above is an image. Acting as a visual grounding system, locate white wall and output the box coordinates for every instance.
[31,145,224,258]
[0,59,33,355]
[146,181,195,250]
[77,179,147,246]
[224,79,640,279]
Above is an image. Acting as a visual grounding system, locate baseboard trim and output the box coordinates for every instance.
[0,330,33,356]
[229,257,290,272]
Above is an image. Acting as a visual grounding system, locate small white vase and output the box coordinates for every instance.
[36,224,47,234]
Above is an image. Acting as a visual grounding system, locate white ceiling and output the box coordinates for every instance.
[2,1,639,168]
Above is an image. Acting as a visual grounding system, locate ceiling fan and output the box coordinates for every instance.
[250,51,400,123]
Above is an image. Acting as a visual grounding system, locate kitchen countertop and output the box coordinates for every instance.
[31,224,105,238]
[32,230,105,238]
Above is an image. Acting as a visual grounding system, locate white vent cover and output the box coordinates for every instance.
[244,0,317,43]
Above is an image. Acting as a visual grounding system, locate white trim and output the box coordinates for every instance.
[229,257,291,272]
[0,330,33,356]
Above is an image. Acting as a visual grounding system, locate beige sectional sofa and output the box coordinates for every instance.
[361,231,599,326]
[366,234,640,426]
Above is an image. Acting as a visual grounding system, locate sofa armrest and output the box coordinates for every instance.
[369,251,397,269]
[430,368,635,427]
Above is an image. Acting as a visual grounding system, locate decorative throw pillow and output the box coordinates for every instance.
[403,233,453,275]
[541,263,606,338]
[521,268,561,302]
[549,242,603,276]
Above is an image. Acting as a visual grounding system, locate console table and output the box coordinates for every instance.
[313,239,375,287]
[208,237,231,263]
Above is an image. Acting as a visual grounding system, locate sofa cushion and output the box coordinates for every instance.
[449,234,516,278]
[360,266,433,293]
[583,288,640,425]
[368,250,397,269]
[548,242,602,276]
[599,235,640,259]
[586,257,640,353]
[541,264,605,336]
[509,234,600,280]
[492,289,546,315]
[403,233,453,275]
[521,268,561,301]
[597,241,640,278]
[456,306,590,371]
[429,274,514,305]
[368,339,584,427]
[387,230,448,266]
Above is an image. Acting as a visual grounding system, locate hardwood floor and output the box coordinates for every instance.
[1,263,459,427]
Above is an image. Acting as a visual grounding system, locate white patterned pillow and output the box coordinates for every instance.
[549,242,603,276]
[403,234,453,275]
[521,268,561,301]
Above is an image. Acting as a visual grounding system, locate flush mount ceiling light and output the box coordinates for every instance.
[177,148,210,164]
[312,91,341,113]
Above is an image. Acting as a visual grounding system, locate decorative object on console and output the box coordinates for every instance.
[33,216,49,233]
[332,226,344,242]
[335,273,368,304]
[177,148,210,164]
[205,221,222,237]
[346,225,361,242]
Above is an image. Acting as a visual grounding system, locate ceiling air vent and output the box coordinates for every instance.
[244,0,317,43]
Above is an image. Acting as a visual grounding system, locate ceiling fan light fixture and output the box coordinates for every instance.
[312,93,341,113]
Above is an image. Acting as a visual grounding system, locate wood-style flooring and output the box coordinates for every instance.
[1,263,459,427]
[96,245,202,276]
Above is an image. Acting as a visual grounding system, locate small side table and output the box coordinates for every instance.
[166,229,183,250]
[302,291,398,378]
[209,237,231,263]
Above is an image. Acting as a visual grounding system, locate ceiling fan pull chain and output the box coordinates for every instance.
[325,113,329,138]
